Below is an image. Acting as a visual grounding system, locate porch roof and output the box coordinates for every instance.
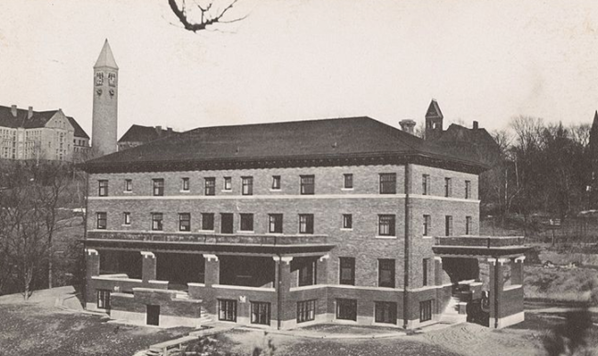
[432,236,530,258]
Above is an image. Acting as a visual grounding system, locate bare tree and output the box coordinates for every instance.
[168,0,246,32]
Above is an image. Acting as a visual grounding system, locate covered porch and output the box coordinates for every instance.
[84,231,334,328]
[433,236,530,329]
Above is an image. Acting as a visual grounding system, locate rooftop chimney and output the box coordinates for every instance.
[10,105,17,117]
[28,106,33,119]
[399,119,416,135]
[167,127,173,134]
[473,121,479,130]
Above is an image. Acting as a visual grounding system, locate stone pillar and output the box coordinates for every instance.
[204,254,220,287]
[86,249,100,279]
[317,254,329,284]
[488,257,507,328]
[511,256,525,286]
[434,256,443,286]
[140,251,156,283]
[85,249,100,308]
[273,256,293,329]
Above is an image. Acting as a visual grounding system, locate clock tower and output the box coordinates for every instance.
[91,39,118,157]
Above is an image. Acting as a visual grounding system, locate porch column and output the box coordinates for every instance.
[140,251,156,283]
[85,249,100,308]
[86,249,100,279]
[273,256,293,329]
[204,254,220,287]
[488,257,507,328]
[433,256,443,285]
[511,256,525,285]
[317,254,329,284]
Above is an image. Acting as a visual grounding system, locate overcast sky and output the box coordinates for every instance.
[1,0,598,139]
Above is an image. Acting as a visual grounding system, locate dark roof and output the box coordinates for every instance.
[437,124,500,165]
[84,117,488,174]
[118,125,177,144]
[0,105,89,139]
[426,100,443,119]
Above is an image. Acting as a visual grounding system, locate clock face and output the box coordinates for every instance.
[108,73,116,87]
[95,72,104,86]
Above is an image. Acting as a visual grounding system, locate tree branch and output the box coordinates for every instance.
[168,0,243,32]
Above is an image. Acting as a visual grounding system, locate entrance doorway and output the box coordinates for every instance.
[147,305,160,326]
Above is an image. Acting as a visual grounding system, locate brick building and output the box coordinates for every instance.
[0,105,89,161]
[82,116,527,329]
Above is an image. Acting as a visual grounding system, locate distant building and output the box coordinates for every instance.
[91,40,119,157]
[118,125,178,151]
[0,105,89,161]
[423,100,500,167]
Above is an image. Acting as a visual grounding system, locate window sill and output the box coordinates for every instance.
[179,190,190,193]
[200,230,215,233]
[123,191,132,194]
[375,235,397,239]
[221,189,232,193]
[121,224,131,227]
[237,230,254,234]
[340,228,353,231]
[341,188,354,191]
[269,189,281,192]
[422,236,433,239]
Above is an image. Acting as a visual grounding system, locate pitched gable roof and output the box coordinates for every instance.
[437,123,500,165]
[118,125,177,144]
[0,105,89,138]
[426,100,443,119]
[84,116,488,174]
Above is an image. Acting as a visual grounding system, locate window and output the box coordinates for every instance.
[221,213,234,234]
[269,214,283,233]
[423,215,431,236]
[336,299,357,321]
[271,175,281,190]
[242,176,253,195]
[444,178,452,197]
[465,180,471,199]
[343,174,353,189]
[201,213,214,231]
[466,216,473,235]
[179,213,191,231]
[240,213,254,232]
[422,258,430,286]
[204,177,216,196]
[151,213,163,231]
[445,215,453,236]
[375,302,396,324]
[300,175,315,195]
[124,179,132,192]
[299,214,314,234]
[123,212,131,225]
[96,212,107,229]
[378,215,396,236]
[339,257,355,285]
[379,173,396,194]
[422,174,430,195]
[378,259,395,288]
[298,260,316,286]
[181,177,190,191]
[152,179,164,196]
[108,72,116,86]
[223,177,232,191]
[251,302,270,325]
[98,180,108,196]
[297,300,316,323]
[342,214,352,230]
[420,300,433,322]
[218,299,237,322]
[97,290,111,309]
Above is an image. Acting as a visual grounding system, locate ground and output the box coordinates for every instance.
[1,295,596,356]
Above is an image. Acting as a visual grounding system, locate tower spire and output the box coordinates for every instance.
[94,39,118,69]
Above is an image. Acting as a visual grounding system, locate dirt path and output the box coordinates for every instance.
[422,323,541,356]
